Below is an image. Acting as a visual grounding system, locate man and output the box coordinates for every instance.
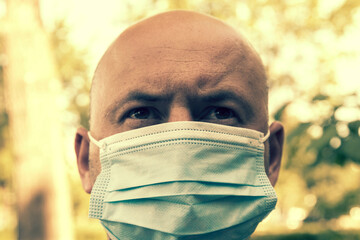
[75,10,284,240]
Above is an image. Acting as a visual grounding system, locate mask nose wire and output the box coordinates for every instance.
[260,130,271,143]
[89,129,271,146]
[88,132,101,148]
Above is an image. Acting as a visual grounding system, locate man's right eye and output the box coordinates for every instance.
[125,107,161,120]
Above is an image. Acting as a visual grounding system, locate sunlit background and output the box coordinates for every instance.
[0,0,360,239]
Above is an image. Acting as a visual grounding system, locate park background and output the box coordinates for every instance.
[0,0,359,239]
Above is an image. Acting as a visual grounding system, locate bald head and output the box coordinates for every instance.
[90,11,267,128]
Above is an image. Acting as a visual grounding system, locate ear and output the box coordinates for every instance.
[267,121,284,186]
[74,127,92,193]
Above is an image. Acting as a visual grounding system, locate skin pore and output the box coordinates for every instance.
[75,10,284,197]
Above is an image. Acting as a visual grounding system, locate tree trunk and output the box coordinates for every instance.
[2,0,74,239]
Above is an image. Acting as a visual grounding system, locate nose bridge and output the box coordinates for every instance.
[165,80,195,122]
[167,105,193,122]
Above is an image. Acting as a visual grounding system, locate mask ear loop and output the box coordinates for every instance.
[260,130,270,143]
[88,132,102,148]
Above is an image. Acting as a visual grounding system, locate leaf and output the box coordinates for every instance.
[339,135,360,163]
[274,102,290,121]
[286,122,311,143]
[312,94,329,102]
[348,120,360,134]
[307,125,337,151]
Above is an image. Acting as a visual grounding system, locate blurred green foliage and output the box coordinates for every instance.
[50,20,91,129]
[0,0,359,239]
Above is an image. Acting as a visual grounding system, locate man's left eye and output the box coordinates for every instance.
[203,107,235,120]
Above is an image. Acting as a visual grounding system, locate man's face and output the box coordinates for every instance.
[75,11,283,194]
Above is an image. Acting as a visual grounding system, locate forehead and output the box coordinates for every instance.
[102,38,247,91]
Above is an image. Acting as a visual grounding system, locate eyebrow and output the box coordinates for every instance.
[105,91,169,122]
[121,91,168,102]
[200,90,255,119]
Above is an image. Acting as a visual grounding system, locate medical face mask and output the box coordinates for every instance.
[88,121,277,240]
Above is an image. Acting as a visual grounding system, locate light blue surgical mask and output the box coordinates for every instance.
[88,121,276,240]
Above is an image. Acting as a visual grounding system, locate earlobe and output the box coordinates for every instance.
[268,121,284,186]
[75,127,92,193]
